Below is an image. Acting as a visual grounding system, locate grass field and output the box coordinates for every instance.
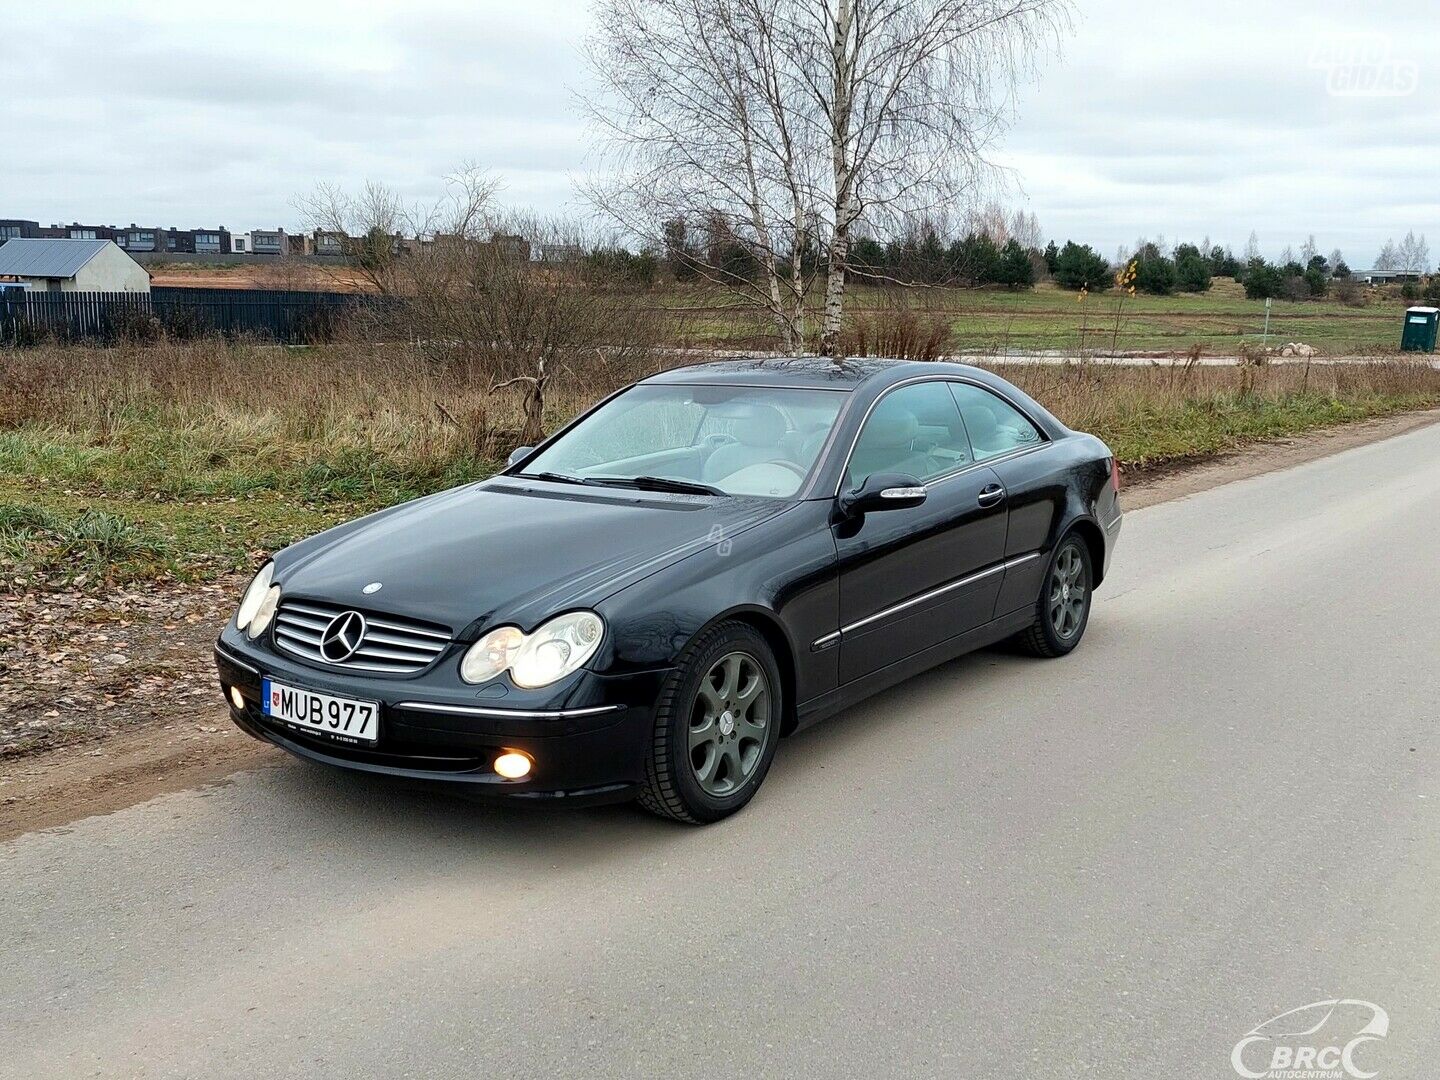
[2,339,1437,595]
[661,279,1418,356]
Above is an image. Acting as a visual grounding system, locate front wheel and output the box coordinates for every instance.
[637,621,783,824]
[1013,533,1093,658]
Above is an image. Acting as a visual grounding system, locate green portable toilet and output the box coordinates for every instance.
[1400,306,1438,353]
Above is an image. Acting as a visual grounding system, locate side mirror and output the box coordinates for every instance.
[506,446,535,468]
[838,473,927,517]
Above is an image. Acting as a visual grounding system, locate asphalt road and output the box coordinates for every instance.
[4,424,1439,1080]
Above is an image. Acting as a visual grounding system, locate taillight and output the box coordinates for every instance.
[1110,456,1121,494]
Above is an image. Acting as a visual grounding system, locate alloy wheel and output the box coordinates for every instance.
[1048,543,1088,639]
[688,651,771,797]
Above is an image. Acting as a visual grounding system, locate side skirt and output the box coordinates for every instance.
[790,607,1036,733]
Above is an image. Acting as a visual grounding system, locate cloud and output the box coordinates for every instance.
[1,0,1435,267]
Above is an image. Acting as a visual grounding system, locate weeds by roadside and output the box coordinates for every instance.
[2,339,1439,593]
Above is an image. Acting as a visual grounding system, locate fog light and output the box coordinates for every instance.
[494,751,532,780]
[228,686,245,711]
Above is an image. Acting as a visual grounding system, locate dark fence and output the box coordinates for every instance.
[0,287,392,345]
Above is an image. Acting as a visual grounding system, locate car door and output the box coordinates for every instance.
[833,380,1008,685]
[948,381,1056,617]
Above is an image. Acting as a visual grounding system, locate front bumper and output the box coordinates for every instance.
[215,633,670,805]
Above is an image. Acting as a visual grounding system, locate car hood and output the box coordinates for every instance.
[275,478,792,634]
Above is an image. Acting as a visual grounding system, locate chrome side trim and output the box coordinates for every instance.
[214,643,259,675]
[812,551,1043,647]
[810,631,841,652]
[396,701,625,721]
[1104,512,1122,531]
[841,563,1006,636]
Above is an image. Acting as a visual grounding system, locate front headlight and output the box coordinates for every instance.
[235,562,274,632]
[460,625,525,685]
[247,585,281,640]
[460,611,605,688]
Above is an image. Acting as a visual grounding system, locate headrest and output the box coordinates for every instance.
[733,405,788,447]
[864,408,918,448]
[963,403,998,441]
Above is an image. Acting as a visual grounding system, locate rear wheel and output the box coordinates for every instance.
[637,622,782,824]
[1014,533,1093,658]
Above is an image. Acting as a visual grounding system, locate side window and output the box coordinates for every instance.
[949,383,1044,461]
[846,382,971,488]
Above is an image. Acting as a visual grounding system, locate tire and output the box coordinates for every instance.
[1013,532,1093,658]
[637,621,783,824]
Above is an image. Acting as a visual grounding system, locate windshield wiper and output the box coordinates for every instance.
[517,471,596,486]
[590,475,728,497]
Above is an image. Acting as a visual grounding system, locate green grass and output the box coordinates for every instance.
[1080,390,1426,465]
[661,279,1412,355]
[0,483,369,589]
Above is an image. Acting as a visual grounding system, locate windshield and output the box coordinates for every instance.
[518,384,848,498]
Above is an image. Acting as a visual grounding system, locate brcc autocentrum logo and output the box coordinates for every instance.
[1309,33,1418,98]
[1231,999,1388,1079]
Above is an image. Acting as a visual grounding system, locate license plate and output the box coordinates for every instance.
[262,677,380,745]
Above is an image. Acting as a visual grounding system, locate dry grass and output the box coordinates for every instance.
[998,358,1440,464]
[2,337,1438,589]
[0,340,661,502]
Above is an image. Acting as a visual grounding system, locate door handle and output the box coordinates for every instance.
[977,483,1006,508]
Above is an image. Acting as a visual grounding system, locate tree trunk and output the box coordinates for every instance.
[819,0,855,358]
[519,378,546,446]
[819,227,849,356]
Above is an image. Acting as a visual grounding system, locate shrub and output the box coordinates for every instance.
[1243,261,1286,300]
[1333,278,1365,307]
[1176,253,1212,293]
[995,239,1036,289]
[1134,253,1177,295]
[1053,241,1112,291]
[1304,266,1329,298]
[952,233,1001,287]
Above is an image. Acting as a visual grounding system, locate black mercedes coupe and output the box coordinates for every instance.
[215,358,1122,823]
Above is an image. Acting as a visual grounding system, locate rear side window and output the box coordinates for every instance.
[948,383,1044,461]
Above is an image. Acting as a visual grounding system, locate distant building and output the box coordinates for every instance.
[0,238,151,293]
[1356,269,1424,285]
[489,233,532,262]
[165,228,227,254]
[0,220,41,246]
[44,222,120,242]
[231,233,250,254]
[250,228,289,256]
[113,224,163,253]
[534,243,585,264]
[312,230,347,257]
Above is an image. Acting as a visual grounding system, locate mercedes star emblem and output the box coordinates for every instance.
[319,610,368,663]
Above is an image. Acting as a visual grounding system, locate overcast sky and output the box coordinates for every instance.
[3,0,1435,268]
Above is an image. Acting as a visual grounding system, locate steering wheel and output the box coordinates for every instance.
[766,460,808,479]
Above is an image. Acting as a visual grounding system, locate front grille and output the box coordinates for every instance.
[272,599,452,675]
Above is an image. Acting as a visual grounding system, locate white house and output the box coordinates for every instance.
[0,238,151,293]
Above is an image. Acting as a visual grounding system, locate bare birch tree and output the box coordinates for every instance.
[585,0,1069,354]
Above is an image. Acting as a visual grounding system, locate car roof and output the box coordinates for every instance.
[641,356,997,391]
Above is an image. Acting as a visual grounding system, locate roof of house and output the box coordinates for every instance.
[0,238,113,278]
